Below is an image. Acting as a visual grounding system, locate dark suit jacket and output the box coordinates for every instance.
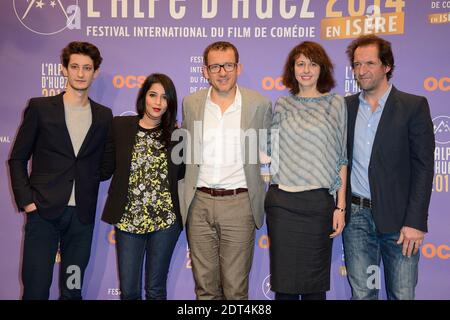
[101,116,185,227]
[345,86,435,233]
[8,92,113,224]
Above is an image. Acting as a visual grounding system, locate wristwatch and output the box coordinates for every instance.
[335,206,345,213]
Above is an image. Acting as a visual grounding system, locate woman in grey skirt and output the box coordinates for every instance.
[265,41,347,300]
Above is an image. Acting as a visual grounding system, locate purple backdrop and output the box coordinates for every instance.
[1,0,449,299]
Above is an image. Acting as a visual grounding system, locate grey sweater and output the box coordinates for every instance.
[268,93,347,194]
[64,102,92,205]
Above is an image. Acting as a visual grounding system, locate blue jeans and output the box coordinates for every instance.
[342,204,419,300]
[115,222,181,300]
[22,206,94,300]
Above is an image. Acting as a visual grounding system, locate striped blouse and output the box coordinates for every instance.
[268,93,347,194]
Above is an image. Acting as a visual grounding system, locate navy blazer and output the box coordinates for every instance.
[345,86,435,233]
[9,92,113,224]
[101,116,185,227]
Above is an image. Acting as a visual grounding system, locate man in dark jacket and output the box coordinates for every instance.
[342,35,435,300]
[9,41,112,300]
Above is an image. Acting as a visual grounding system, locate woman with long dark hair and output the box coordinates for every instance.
[101,73,184,300]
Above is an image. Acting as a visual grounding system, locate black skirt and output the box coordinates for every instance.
[265,185,334,294]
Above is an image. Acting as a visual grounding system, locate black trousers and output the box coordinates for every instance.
[22,206,94,300]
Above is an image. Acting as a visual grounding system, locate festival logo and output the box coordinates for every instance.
[261,274,273,300]
[433,116,450,145]
[13,0,79,35]
[433,116,450,193]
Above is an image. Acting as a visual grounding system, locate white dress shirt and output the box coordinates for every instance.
[197,86,247,189]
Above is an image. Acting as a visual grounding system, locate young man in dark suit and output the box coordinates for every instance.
[8,41,112,300]
[342,35,435,300]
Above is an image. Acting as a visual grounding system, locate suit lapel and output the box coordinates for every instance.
[240,87,257,131]
[347,93,360,163]
[370,86,397,158]
[192,90,207,151]
[54,93,75,157]
[193,90,207,124]
[78,98,100,156]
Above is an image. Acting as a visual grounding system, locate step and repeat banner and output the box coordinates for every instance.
[0,0,449,299]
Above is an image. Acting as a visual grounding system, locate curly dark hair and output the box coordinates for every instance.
[282,41,336,95]
[61,41,103,70]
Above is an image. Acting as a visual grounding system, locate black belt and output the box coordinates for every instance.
[351,195,373,209]
[197,187,248,197]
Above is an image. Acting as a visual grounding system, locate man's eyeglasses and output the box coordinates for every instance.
[207,63,237,73]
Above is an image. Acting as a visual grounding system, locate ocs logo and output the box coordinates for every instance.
[261,274,274,300]
[422,243,450,260]
[424,77,450,92]
[112,75,146,89]
[433,116,450,145]
[13,0,80,35]
[261,76,285,91]
[108,228,115,245]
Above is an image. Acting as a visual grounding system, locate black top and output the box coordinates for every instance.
[101,116,185,228]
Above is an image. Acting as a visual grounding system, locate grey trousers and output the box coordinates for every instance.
[187,190,256,300]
